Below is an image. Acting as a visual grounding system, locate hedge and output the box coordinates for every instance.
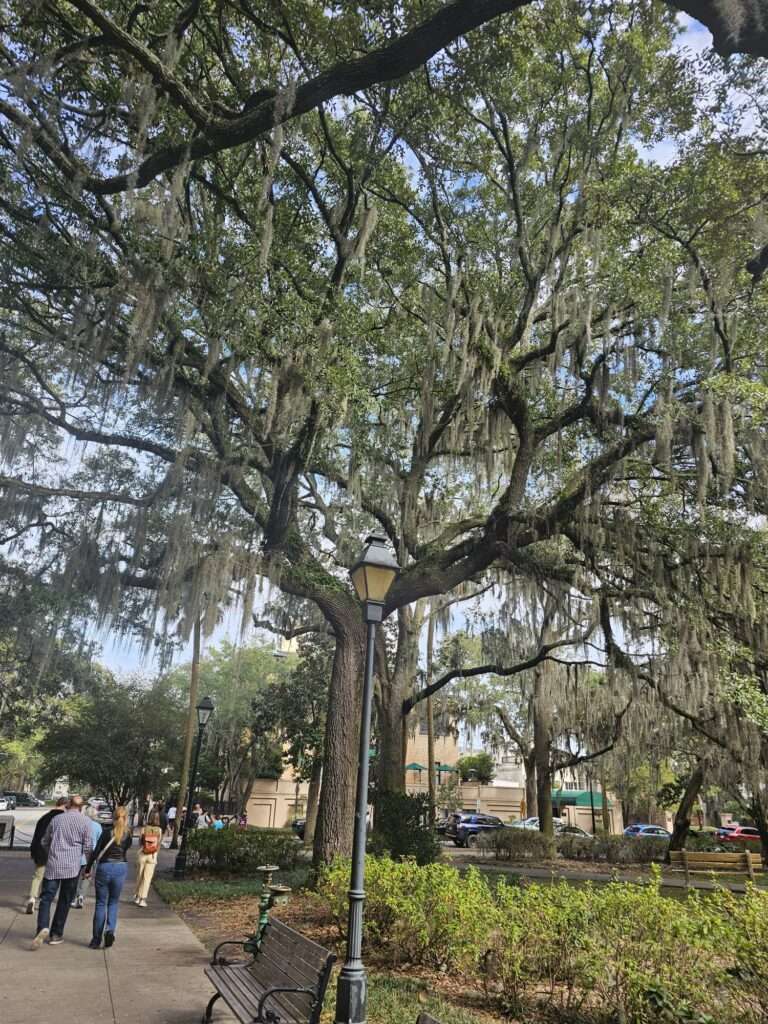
[555,833,670,864]
[184,826,299,873]
[478,828,556,862]
[316,857,768,1023]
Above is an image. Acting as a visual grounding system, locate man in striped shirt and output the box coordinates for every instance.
[31,794,94,949]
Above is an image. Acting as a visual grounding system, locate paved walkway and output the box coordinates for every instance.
[0,850,235,1024]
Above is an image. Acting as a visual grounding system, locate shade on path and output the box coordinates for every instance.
[0,849,236,1024]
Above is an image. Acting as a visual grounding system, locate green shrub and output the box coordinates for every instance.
[556,833,669,864]
[184,826,299,873]
[369,792,441,865]
[490,870,767,1023]
[479,827,555,861]
[317,856,768,1023]
[316,856,495,971]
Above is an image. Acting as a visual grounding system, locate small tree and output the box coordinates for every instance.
[457,752,496,784]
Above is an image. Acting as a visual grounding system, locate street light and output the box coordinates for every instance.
[334,535,399,1024]
[174,695,214,880]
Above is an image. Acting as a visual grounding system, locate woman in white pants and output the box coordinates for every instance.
[134,809,162,907]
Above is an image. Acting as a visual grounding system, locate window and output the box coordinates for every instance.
[563,781,578,791]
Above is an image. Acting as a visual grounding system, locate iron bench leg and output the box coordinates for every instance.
[203,991,221,1023]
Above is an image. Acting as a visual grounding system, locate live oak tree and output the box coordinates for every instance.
[1,1,768,862]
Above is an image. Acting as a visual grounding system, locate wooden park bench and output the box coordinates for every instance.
[668,849,763,885]
[203,917,336,1024]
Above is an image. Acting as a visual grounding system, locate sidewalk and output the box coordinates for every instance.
[0,850,235,1024]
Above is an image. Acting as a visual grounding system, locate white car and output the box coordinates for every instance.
[0,796,9,812]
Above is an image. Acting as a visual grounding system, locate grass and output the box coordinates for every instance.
[320,973,488,1024]
[155,865,311,905]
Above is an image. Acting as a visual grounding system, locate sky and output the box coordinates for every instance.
[98,11,715,677]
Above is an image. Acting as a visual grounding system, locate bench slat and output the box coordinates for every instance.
[260,924,330,979]
[204,919,336,1024]
[206,965,310,1023]
[669,851,761,866]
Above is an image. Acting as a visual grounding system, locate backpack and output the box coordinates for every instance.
[141,829,160,855]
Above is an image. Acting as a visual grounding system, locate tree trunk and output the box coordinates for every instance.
[426,614,436,825]
[377,675,407,794]
[523,751,537,819]
[600,768,611,833]
[304,760,322,845]
[313,619,365,865]
[533,669,554,837]
[172,617,201,848]
[750,796,768,868]
[667,762,705,858]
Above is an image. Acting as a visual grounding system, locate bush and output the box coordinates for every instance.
[317,855,768,1023]
[479,827,555,862]
[316,857,495,971]
[556,833,669,864]
[184,826,299,873]
[369,792,441,865]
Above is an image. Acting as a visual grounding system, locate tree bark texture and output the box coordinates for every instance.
[304,760,323,846]
[533,668,554,837]
[313,619,366,865]
[172,617,201,847]
[667,762,705,856]
[524,752,537,819]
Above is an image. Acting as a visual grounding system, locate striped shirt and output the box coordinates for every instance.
[42,809,94,880]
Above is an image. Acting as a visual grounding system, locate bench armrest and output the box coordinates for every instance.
[257,985,316,1022]
[211,939,251,966]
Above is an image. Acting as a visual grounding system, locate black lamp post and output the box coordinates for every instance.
[334,535,399,1024]
[174,695,214,880]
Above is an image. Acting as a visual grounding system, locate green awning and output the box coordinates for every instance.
[552,789,611,809]
[436,764,456,773]
[405,762,426,772]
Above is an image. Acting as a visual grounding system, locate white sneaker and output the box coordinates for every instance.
[30,928,49,950]
[25,898,35,915]
[138,898,147,908]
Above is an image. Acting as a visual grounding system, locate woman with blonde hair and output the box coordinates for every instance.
[85,805,132,949]
[134,808,162,908]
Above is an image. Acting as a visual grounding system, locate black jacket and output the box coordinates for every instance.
[87,823,132,870]
[30,808,64,866]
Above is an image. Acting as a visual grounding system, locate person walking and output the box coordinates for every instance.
[133,808,162,907]
[166,802,177,842]
[30,795,94,949]
[71,805,103,909]
[25,797,67,915]
[86,805,132,949]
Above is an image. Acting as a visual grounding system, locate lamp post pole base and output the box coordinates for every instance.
[334,965,367,1024]
[173,849,187,880]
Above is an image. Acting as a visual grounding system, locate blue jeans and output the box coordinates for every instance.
[37,875,79,937]
[92,861,127,940]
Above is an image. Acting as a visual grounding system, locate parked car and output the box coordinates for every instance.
[0,795,9,812]
[444,812,506,847]
[624,824,671,838]
[718,825,761,844]
[557,824,593,839]
[291,818,306,840]
[6,792,44,807]
[0,792,16,810]
[435,817,451,834]
[510,816,541,829]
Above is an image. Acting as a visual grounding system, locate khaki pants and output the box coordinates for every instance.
[135,851,157,900]
[29,863,45,901]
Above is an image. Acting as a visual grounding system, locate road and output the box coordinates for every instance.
[1,806,49,848]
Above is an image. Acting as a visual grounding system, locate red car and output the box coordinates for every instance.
[718,825,762,844]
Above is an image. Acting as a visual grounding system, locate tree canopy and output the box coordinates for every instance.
[0,0,767,859]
